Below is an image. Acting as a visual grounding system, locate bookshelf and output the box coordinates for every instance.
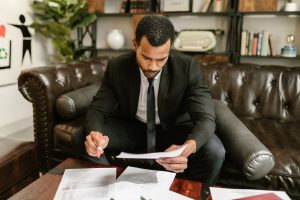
[236,8,300,65]
[78,0,300,65]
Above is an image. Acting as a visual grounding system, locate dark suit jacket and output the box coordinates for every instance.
[85,50,216,151]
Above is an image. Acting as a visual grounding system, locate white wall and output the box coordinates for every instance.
[0,0,51,137]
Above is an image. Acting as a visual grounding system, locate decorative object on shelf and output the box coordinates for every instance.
[161,0,190,12]
[284,0,297,11]
[173,29,224,52]
[239,0,278,12]
[281,34,297,57]
[30,0,96,63]
[86,0,105,13]
[107,29,125,50]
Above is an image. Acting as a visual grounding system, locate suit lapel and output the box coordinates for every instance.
[129,59,140,118]
[158,62,170,121]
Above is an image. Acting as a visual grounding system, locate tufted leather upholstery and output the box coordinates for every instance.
[18,58,300,199]
[202,63,300,199]
[18,58,108,171]
[202,63,300,121]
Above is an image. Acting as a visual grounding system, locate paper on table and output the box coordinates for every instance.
[111,166,179,200]
[54,168,116,200]
[210,187,291,200]
[116,166,175,189]
[111,182,192,200]
[116,145,187,159]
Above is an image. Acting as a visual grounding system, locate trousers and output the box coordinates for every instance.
[72,117,226,185]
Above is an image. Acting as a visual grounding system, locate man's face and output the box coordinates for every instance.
[134,36,171,78]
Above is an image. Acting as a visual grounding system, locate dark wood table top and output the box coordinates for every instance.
[10,158,205,200]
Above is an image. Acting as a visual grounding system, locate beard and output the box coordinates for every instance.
[142,70,160,78]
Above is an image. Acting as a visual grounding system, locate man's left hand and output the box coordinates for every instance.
[156,140,197,173]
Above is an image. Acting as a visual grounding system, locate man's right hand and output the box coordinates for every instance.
[85,131,109,158]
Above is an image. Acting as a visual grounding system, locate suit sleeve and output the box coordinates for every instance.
[85,61,119,135]
[185,59,216,151]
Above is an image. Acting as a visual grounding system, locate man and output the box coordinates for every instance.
[82,15,225,184]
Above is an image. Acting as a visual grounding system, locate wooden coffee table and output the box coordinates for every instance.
[10,158,208,199]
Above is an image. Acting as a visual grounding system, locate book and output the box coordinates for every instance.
[256,31,263,56]
[261,31,270,56]
[213,0,223,12]
[192,0,207,13]
[269,34,276,56]
[240,30,247,55]
[252,33,258,56]
[222,0,229,11]
[247,31,254,56]
[201,0,212,12]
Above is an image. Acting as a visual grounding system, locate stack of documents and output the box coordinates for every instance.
[54,167,192,200]
[54,145,192,200]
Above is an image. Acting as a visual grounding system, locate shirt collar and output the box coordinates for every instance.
[138,68,162,83]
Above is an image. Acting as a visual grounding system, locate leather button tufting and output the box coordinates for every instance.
[215,75,219,81]
[242,77,247,83]
[271,79,277,86]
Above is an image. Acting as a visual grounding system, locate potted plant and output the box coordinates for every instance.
[31,0,97,63]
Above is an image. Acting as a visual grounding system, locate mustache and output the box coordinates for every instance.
[143,70,160,74]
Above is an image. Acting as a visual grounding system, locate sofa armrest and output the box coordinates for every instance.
[17,58,107,172]
[213,100,275,180]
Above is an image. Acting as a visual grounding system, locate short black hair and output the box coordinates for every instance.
[135,15,175,47]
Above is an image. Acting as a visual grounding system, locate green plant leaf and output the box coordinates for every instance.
[30,0,96,63]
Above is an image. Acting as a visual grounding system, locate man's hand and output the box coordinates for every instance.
[85,131,109,158]
[156,140,197,173]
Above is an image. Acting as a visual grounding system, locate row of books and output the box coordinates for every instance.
[120,0,229,14]
[120,0,158,13]
[240,30,276,57]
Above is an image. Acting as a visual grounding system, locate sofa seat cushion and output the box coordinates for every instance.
[54,117,84,154]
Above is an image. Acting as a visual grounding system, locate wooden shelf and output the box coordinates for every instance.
[241,55,300,59]
[239,11,300,16]
[97,11,233,17]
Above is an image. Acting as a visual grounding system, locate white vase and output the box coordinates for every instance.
[107,29,125,50]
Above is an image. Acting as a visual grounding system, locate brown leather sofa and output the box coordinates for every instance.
[18,57,300,199]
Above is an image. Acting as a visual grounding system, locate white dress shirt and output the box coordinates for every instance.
[136,68,161,124]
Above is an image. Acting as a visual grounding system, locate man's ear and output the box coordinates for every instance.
[132,39,137,52]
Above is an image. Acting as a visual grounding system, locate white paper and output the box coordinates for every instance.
[116,145,187,159]
[111,166,178,200]
[116,166,175,189]
[143,188,193,200]
[54,168,116,200]
[210,187,291,200]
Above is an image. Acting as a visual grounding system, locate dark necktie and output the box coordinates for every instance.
[147,78,156,152]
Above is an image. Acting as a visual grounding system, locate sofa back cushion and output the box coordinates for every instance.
[201,63,300,121]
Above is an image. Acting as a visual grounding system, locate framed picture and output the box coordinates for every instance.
[162,0,191,12]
